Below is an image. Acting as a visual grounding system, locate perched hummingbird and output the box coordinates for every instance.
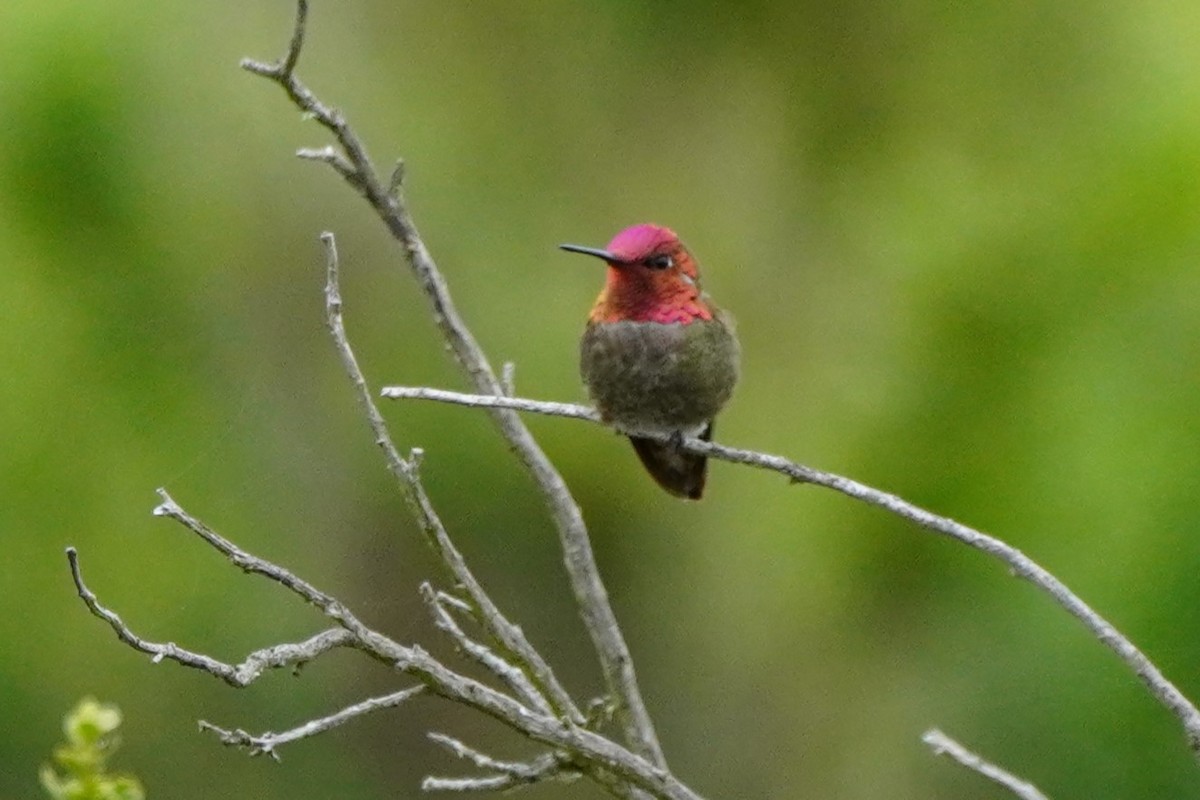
[561,224,739,500]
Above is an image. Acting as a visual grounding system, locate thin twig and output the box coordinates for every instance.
[240,0,376,201]
[421,775,519,794]
[923,729,1050,800]
[378,386,1200,752]
[199,686,425,761]
[245,4,663,765]
[437,590,477,618]
[153,490,386,647]
[297,145,358,184]
[382,386,598,423]
[422,732,576,793]
[68,547,354,686]
[428,732,557,774]
[421,583,554,717]
[320,232,582,725]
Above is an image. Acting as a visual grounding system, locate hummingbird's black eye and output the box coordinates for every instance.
[644,254,673,270]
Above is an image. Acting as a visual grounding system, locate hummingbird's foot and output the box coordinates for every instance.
[668,429,686,453]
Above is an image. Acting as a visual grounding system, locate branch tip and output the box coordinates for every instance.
[923,728,1049,800]
[436,591,475,617]
[282,0,309,77]
[153,487,179,517]
[322,232,340,266]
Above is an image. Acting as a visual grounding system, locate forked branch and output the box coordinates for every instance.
[68,536,697,797]
[320,232,582,726]
[65,232,695,799]
[242,0,662,768]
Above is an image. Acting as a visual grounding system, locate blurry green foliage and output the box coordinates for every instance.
[40,698,145,800]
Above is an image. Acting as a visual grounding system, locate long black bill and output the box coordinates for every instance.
[559,243,624,263]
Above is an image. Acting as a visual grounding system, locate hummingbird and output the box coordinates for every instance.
[560,224,739,499]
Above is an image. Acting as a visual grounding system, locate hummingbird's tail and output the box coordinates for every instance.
[629,423,712,500]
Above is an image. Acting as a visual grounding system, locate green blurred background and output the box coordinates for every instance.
[3,0,1200,797]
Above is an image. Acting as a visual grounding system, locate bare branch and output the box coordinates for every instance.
[421,775,521,794]
[230,629,355,682]
[423,733,576,793]
[437,590,477,618]
[70,541,703,798]
[321,232,583,725]
[297,145,358,185]
[199,685,425,760]
[247,4,664,764]
[152,489,385,648]
[69,547,251,683]
[241,2,379,205]
[382,386,598,424]
[923,729,1050,800]
[68,547,354,686]
[378,387,1200,752]
[428,732,558,774]
[421,583,554,717]
[153,490,332,607]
